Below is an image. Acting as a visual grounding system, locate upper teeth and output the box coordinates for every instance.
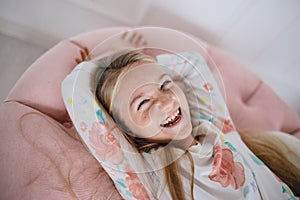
[163,109,180,124]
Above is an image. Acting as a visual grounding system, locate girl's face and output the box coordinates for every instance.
[113,62,192,143]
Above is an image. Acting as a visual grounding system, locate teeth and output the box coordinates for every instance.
[163,109,180,125]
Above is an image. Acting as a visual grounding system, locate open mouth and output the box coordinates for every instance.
[160,107,182,128]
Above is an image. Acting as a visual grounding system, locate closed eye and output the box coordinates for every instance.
[137,99,150,110]
[160,80,172,90]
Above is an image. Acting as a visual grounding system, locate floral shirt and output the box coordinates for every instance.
[63,52,298,200]
[187,122,296,200]
[157,51,298,200]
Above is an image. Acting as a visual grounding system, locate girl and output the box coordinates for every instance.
[93,48,299,199]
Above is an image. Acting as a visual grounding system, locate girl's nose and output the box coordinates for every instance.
[155,93,176,111]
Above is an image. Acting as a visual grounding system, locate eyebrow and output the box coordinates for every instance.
[159,73,168,81]
[130,94,144,108]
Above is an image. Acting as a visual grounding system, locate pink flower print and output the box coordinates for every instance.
[203,82,213,92]
[125,172,150,200]
[209,144,245,189]
[221,118,235,134]
[88,122,124,165]
[208,104,215,112]
[80,121,87,132]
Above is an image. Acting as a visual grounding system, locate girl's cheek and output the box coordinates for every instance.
[140,112,151,126]
[131,111,150,127]
[135,107,161,127]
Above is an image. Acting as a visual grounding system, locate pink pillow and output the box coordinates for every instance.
[207,45,300,136]
[5,28,127,122]
[5,26,300,136]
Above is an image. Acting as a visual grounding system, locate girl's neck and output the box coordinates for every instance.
[173,134,197,150]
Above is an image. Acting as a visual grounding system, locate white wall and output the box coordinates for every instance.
[144,0,300,113]
[0,0,299,113]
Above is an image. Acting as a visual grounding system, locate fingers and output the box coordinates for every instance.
[75,30,149,64]
[121,31,128,40]
[75,46,91,64]
[141,41,147,47]
[135,34,142,46]
[75,58,81,64]
[121,31,148,47]
[128,32,137,43]
[83,47,90,60]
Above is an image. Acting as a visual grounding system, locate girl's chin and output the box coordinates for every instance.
[170,135,195,149]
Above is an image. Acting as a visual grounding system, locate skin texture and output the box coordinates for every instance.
[112,63,195,148]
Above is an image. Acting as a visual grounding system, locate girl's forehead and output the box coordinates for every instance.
[119,63,166,85]
[114,63,167,104]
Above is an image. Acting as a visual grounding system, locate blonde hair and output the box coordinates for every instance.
[94,49,155,114]
[94,49,194,199]
[94,49,300,197]
[240,131,300,196]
